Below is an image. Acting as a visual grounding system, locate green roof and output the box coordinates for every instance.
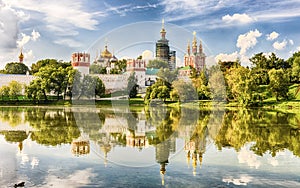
[146,68,159,75]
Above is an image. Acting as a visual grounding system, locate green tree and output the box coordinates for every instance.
[192,70,211,100]
[31,59,69,75]
[147,59,169,69]
[127,72,138,98]
[218,60,241,73]
[156,68,178,84]
[171,80,197,102]
[26,78,46,101]
[208,70,227,101]
[144,79,171,104]
[268,69,289,101]
[0,85,10,100]
[226,67,257,106]
[3,62,29,74]
[8,81,23,100]
[75,75,105,99]
[292,57,300,82]
[89,63,107,74]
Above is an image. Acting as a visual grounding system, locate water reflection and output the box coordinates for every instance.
[0,106,299,186]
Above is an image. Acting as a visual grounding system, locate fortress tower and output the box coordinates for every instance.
[71,52,90,75]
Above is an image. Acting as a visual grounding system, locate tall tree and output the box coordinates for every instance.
[127,72,138,98]
[268,68,289,101]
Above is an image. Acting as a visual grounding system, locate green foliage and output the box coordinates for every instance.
[218,60,241,72]
[144,79,171,104]
[0,81,23,100]
[127,72,138,98]
[147,59,169,69]
[156,68,178,83]
[208,70,227,101]
[268,69,289,101]
[226,67,258,106]
[73,75,105,99]
[26,60,75,100]
[2,62,29,74]
[292,57,300,82]
[90,63,107,74]
[31,59,69,75]
[171,80,197,102]
[191,70,210,100]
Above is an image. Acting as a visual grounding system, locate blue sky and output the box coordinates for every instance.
[1,0,300,68]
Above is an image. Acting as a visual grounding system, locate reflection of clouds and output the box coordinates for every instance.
[45,168,96,187]
[20,153,29,165]
[223,175,253,186]
[238,147,261,169]
[31,157,39,169]
[267,157,278,167]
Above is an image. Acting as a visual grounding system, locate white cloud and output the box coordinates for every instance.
[54,38,82,48]
[3,0,102,36]
[142,50,154,60]
[44,168,96,187]
[223,175,253,186]
[31,157,39,169]
[17,33,31,48]
[24,50,35,62]
[222,13,254,24]
[215,52,239,62]
[273,40,287,50]
[267,157,279,167]
[238,147,261,169]
[297,46,300,51]
[236,29,262,55]
[289,39,294,45]
[266,31,279,41]
[206,55,217,67]
[31,30,40,41]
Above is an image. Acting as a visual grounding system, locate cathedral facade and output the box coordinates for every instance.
[182,32,206,75]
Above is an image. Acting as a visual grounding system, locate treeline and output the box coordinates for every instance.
[0,59,106,102]
[145,51,300,106]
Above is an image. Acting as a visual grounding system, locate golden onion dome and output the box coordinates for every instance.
[101,45,112,59]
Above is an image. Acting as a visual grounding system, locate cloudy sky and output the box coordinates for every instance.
[1,0,300,68]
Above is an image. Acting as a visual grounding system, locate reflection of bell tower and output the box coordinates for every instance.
[155,140,171,186]
[18,142,23,152]
[71,138,90,156]
[100,144,112,167]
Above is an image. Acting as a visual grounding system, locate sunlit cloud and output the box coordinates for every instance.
[266,31,279,41]
[44,168,97,187]
[237,29,262,55]
[222,13,254,24]
[267,157,279,166]
[223,175,253,186]
[215,52,239,62]
[273,40,287,50]
[237,147,261,169]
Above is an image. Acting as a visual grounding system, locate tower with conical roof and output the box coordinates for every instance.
[19,48,24,63]
[156,19,170,63]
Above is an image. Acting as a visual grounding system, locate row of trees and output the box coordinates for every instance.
[144,51,300,106]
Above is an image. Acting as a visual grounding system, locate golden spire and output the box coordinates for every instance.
[160,163,166,186]
[19,47,24,63]
[192,31,197,47]
[160,19,166,39]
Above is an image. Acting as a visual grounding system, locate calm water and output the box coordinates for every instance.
[0,105,299,187]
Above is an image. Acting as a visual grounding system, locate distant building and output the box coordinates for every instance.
[180,31,206,76]
[155,19,176,71]
[94,43,118,74]
[71,52,90,75]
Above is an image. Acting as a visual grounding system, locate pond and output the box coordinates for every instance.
[0,105,299,187]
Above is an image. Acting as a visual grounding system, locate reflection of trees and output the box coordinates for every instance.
[145,106,180,145]
[25,108,81,146]
[0,131,28,143]
[215,109,300,157]
[0,107,25,127]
